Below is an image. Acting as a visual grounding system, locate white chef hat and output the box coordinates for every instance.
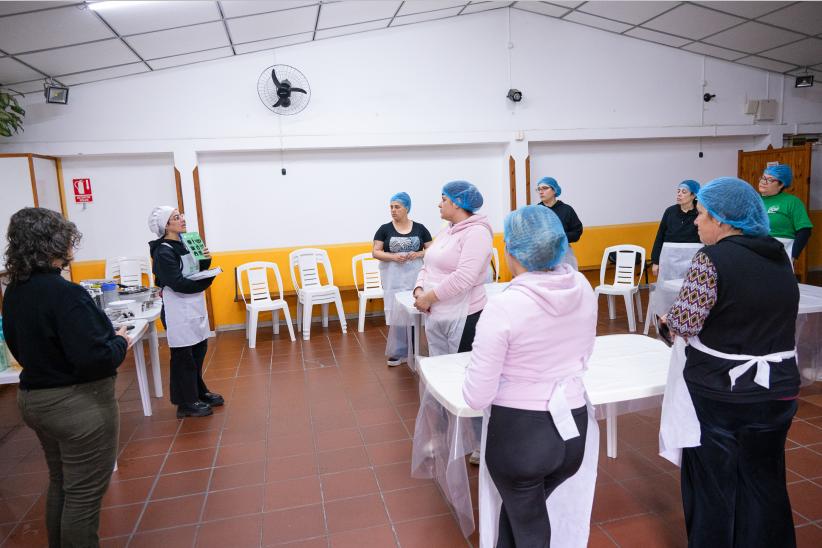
[148,206,175,238]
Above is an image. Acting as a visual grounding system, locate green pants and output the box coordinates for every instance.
[17,377,119,548]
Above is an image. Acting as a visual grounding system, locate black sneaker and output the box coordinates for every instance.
[177,401,213,418]
[200,392,225,407]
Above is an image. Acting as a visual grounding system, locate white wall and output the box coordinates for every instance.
[197,144,506,251]
[529,136,759,226]
[59,154,178,261]
[32,157,61,214]
[0,157,36,270]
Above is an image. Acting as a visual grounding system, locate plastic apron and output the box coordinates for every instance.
[776,238,794,271]
[380,258,423,357]
[647,243,702,327]
[160,244,210,348]
[561,246,579,271]
[478,381,600,548]
[659,336,797,466]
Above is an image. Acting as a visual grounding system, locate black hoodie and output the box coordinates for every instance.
[684,235,799,402]
[148,238,214,294]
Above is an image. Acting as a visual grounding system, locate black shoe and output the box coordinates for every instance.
[176,401,214,418]
[200,392,224,407]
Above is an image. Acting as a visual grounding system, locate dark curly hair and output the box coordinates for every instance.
[3,208,81,284]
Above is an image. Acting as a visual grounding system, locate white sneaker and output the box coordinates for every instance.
[469,450,481,465]
[387,357,407,367]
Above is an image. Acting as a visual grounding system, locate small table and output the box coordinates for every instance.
[120,301,163,416]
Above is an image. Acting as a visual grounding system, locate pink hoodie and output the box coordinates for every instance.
[462,265,597,411]
[415,214,494,316]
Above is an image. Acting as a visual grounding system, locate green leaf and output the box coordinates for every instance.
[10,104,25,115]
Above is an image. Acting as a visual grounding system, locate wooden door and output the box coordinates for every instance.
[738,143,813,282]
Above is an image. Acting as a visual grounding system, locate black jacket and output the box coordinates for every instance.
[650,204,700,264]
[539,200,583,243]
[2,270,127,389]
[148,238,213,294]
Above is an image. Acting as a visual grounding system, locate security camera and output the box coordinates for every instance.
[507,89,522,102]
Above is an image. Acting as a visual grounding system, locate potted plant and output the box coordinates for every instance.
[0,90,25,137]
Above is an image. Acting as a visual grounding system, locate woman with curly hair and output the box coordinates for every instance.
[1,207,131,547]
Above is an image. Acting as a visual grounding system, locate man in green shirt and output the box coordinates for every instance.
[759,164,813,260]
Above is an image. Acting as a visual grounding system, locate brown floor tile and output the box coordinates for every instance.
[374,462,431,492]
[789,480,822,521]
[162,448,217,475]
[366,439,413,466]
[361,422,410,444]
[264,476,323,512]
[129,525,197,548]
[795,401,822,420]
[196,514,263,548]
[0,473,49,498]
[100,536,129,548]
[787,447,822,479]
[138,494,205,531]
[261,504,326,545]
[210,460,266,491]
[266,454,318,482]
[101,476,154,508]
[99,503,143,538]
[0,495,39,525]
[602,514,686,548]
[3,520,49,547]
[171,430,221,453]
[321,468,379,501]
[795,523,822,547]
[215,440,266,466]
[329,524,397,548]
[591,482,649,523]
[153,469,211,500]
[587,525,618,547]
[324,493,389,533]
[203,484,264,520]
[266,431,315,459]
[119,436,174,460]
[788,420,822,446]
[598,449,666,481]
[394,514,468,548]
[317,446,370,475]
[383,484,452,523]
[315,427,364,452]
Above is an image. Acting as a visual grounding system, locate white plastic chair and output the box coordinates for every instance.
[594,245,646,333]
[352,253,384,332]
[237,261,295,348]
[289,248,347,340]
[105,256,153,287]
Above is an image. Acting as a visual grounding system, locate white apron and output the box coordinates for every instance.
[160,243,210,348]
[646,243,702,331]
[776,238,794,271]
[659,336,797,466]
[381,258,423,359]
[478,381,599,548]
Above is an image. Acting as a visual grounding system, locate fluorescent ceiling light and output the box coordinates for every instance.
[87,1,153,12]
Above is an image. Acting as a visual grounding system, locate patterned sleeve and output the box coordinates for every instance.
[667,251,718,338]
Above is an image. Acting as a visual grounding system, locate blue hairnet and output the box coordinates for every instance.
[442,180,483,212]
[677,179,700,195]
[390,192,411,213]
[536,176,562,197]
[764,164,793,188]
[504,205,568,271]
[697,177,770,237]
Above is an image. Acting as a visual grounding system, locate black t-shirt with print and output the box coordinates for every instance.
[373,221,433,253]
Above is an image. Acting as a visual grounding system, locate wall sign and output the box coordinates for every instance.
[73,178,92,203]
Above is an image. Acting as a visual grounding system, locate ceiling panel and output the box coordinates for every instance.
[17,38,139,75]
[642,4,744,40]
[544,1,583,8]
[703,21,802,53]
[696,2,788,19]
[624,27,691,48]
[682,42,745,61]
[392,6,463,26]
[4,79,46,93]
[577,1,674,25]
[461,2,510,15]
[233,32,313,54]
[397,1,466,16]
[93,0,220,35]
[219,1,318,18]
[758,2,822,36]
[147,47,234,70]
[760,38,822,67]
[563,11,632,33]
[0,56,45,84]
[736,55,797,73]
[0,1,77,16]
[57,62,148,84]
[318,1,401,29]
[0,5,113,54]
[314,18,390,39]
[514,2,569,18]
[126,21,229,60]
[226,5,318,43]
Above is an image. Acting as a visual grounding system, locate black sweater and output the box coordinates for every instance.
[538,200,583,243]
[148,238,213,294]
[2,270,128,390]
[650,204,700,264]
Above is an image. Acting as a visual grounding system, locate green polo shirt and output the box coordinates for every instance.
[761,192,813,239]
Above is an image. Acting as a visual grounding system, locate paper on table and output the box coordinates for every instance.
[186,267,222,281]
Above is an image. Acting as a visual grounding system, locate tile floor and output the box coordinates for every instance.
[0,294,821,547]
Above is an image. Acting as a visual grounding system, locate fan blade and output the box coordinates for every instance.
[291,87,307,94]
[271,68,281,88]
[282,97,292,108]
[272,98,284,108]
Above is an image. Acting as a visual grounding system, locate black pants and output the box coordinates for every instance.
[486,404,588,548]
[458,310,482,352]
[682,392,797,548]
[169,339,210,406]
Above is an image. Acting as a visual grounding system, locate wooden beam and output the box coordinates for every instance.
[174,167,185,214]
[192,166,216,331]
[55,158,68,219]
[27,154,39,207]
[508,155,516,211]
[525,155,531,206]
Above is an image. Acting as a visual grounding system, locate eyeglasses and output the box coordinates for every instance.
[759,176,780,185]
[169,214,184,221]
